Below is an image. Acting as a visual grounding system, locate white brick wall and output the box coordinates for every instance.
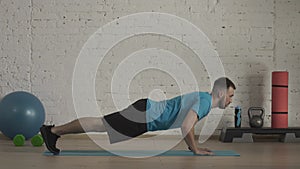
[0,0,299,135]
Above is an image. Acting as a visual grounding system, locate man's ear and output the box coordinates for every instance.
[218,89,225,98]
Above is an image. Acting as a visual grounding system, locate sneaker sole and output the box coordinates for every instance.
[40,126,60,155]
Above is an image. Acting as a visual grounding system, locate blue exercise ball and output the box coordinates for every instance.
[0,91,45,140]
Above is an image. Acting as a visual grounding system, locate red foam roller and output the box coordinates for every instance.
[272,71,288,128]
[271,114,288,128]
[272,87,288,112]
[272,72,289,86]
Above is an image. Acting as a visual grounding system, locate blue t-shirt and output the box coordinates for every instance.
[146,92,212,131]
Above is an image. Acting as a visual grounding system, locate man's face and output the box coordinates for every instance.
[219,86,235,109]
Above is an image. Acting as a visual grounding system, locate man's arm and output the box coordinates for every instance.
[181,110,212,155]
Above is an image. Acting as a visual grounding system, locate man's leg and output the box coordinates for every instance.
[40,117,106,155]
[51,117,106,136]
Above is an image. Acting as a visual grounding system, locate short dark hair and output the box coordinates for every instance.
[212,77,236,94]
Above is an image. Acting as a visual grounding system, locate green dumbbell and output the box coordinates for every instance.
[31,134,44,147]
[13,134,25,146]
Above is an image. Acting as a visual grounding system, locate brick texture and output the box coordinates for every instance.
[0,0,299,135]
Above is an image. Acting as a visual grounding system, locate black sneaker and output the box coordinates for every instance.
[40,125,60,155]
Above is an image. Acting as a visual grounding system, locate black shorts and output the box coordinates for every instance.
[103,99,148,144]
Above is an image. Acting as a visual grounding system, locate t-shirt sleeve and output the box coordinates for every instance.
[190,99,210,120]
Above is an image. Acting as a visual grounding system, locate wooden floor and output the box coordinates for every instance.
[0,134,300,169]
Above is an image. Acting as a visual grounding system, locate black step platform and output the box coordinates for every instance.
[220,127,300,143]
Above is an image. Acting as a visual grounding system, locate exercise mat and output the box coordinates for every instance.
[43,150,240,156]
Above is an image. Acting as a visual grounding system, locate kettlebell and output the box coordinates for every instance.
[248,107,265,128]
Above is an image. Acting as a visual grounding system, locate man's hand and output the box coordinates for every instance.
[188,147,214,155]
[194,148,214,155]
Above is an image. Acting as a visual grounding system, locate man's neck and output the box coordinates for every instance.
[210,93,218,108]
